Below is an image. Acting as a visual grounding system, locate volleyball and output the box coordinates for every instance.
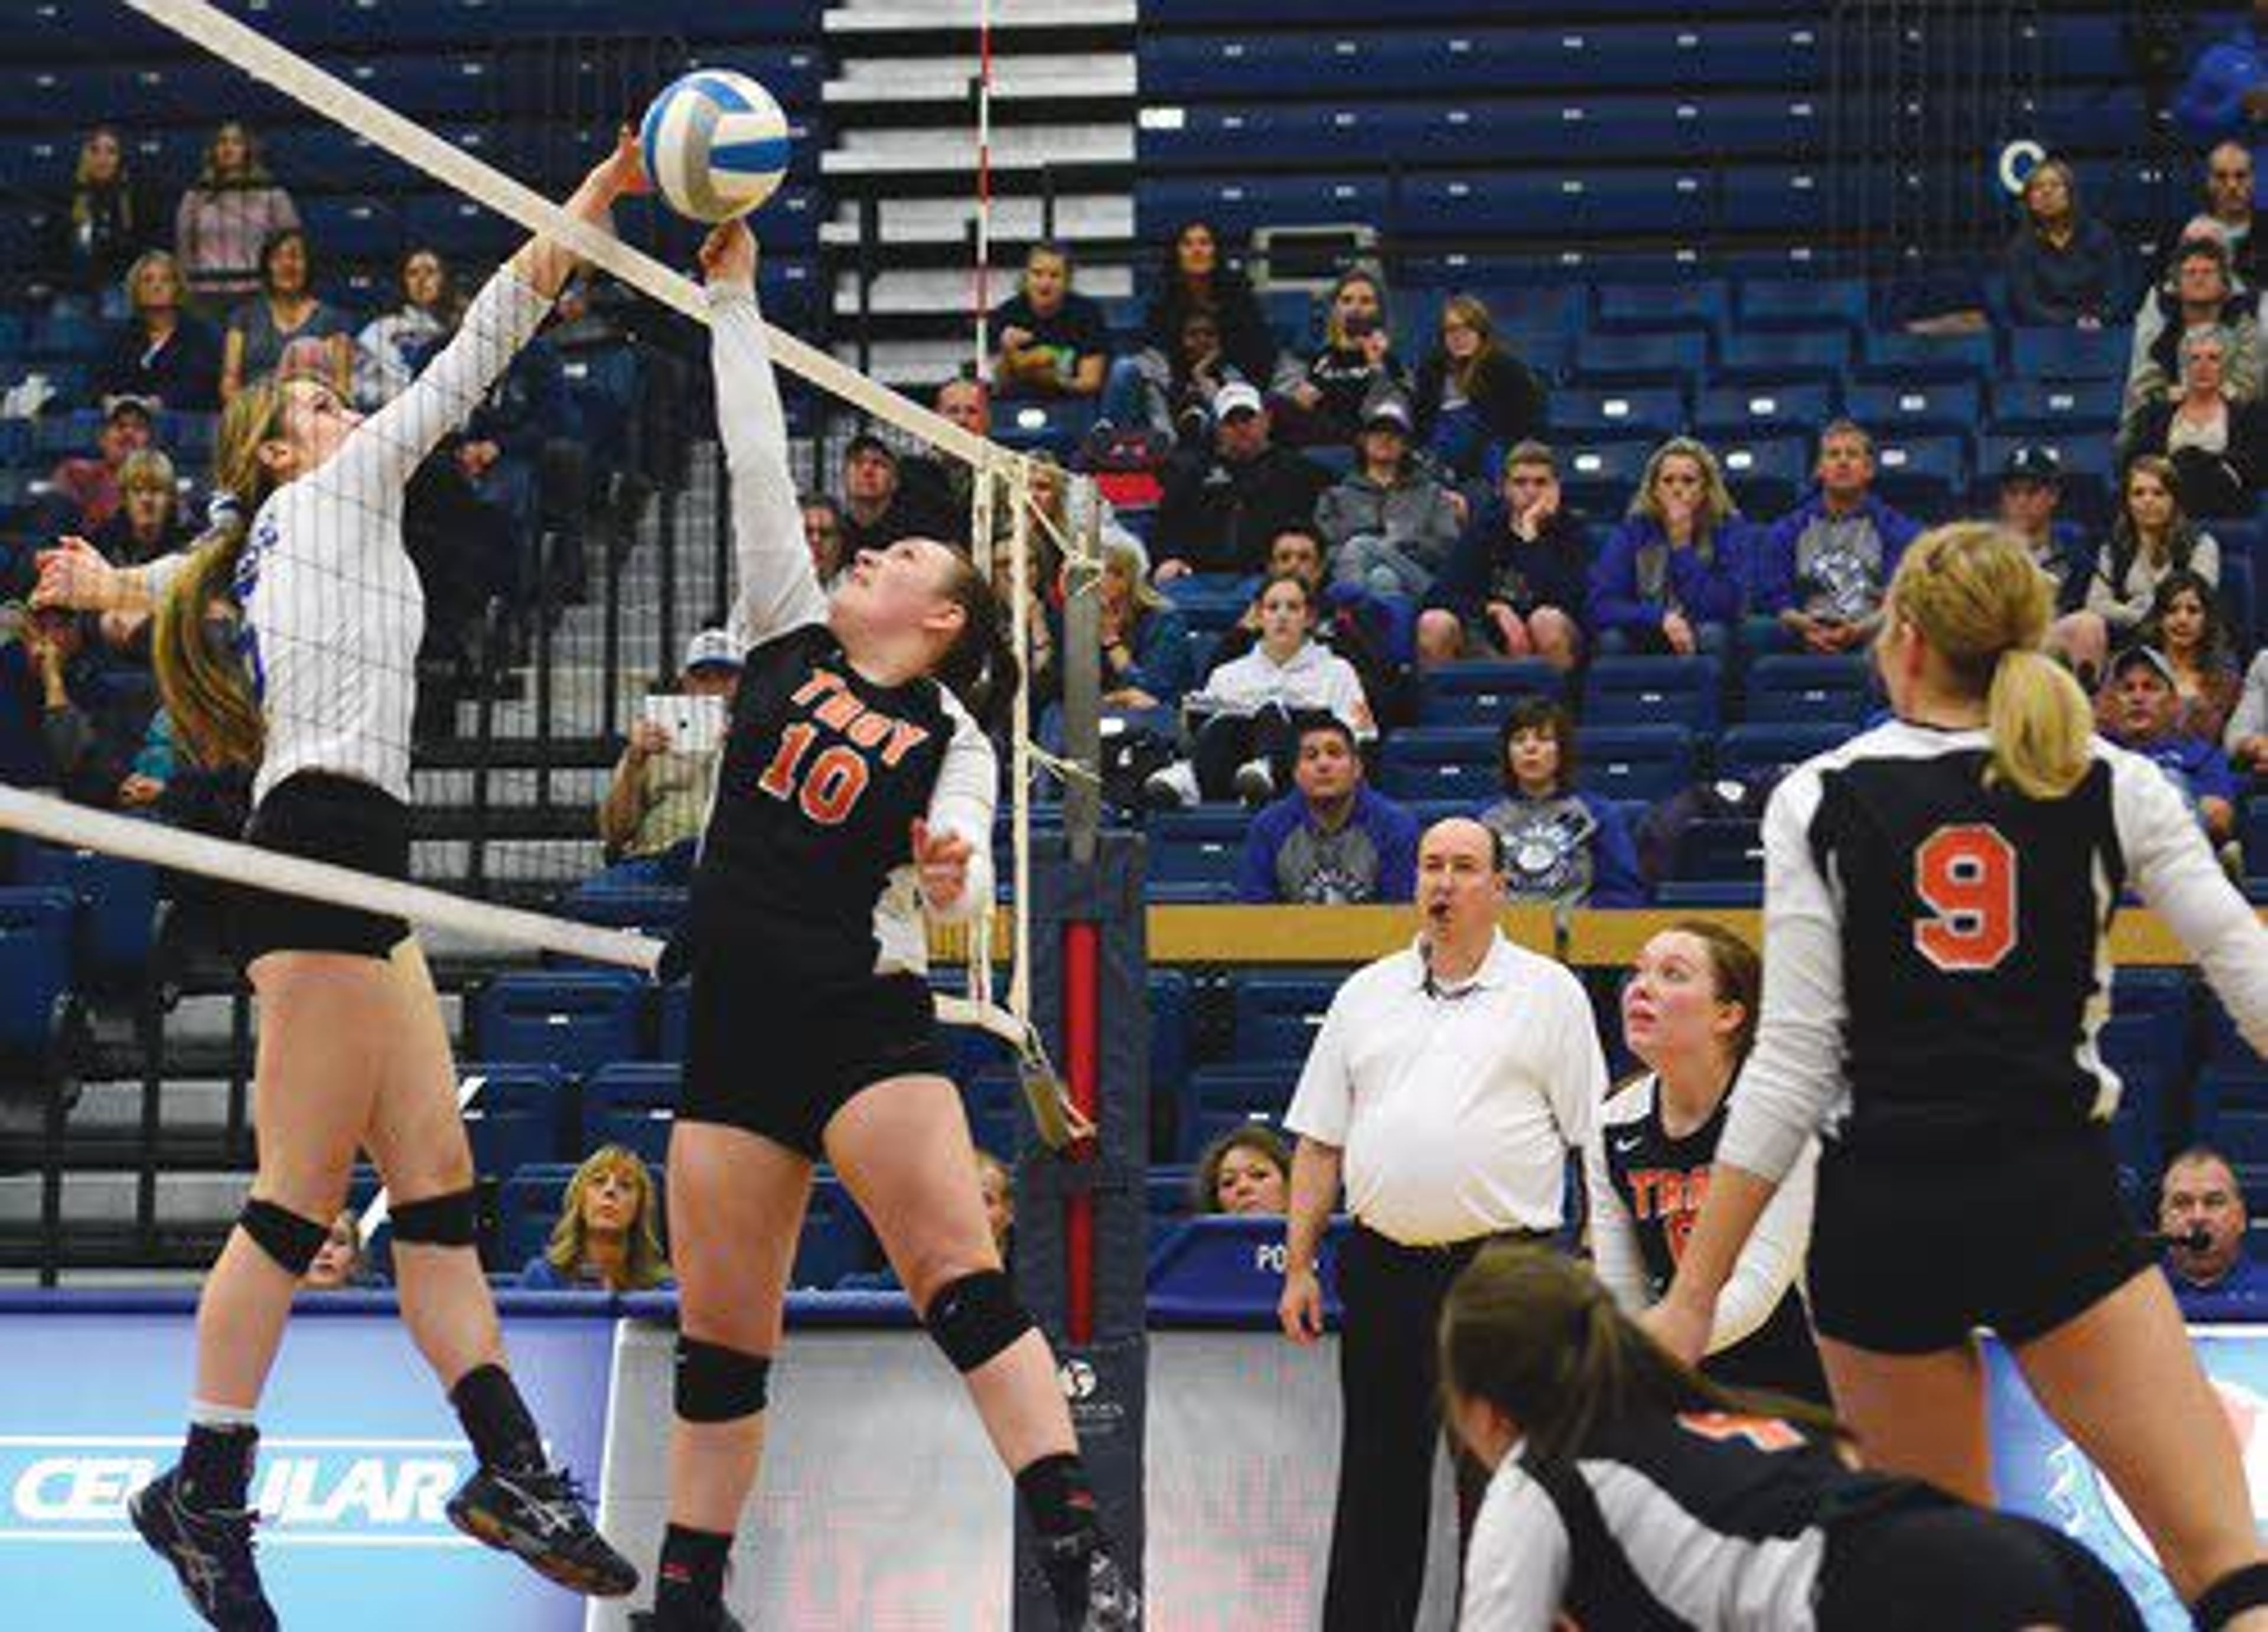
[638,70,790,223]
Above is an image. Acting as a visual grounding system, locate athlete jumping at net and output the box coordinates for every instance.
[1647,523,2268,1629]
[33,136,647,1631]
[630,218,1136,1632]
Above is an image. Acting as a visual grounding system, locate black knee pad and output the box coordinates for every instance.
[390,1186,478,1247]
[924,1269,1034,1374]
[239,1198,330,1275]
[674,1337,771,1423]
[2195,1562,2268,1630]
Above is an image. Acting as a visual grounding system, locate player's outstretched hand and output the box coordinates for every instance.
[1638,1295,1713,1367]
[699,219,757,288]
[911,817,973,911]
[587,125,649,201]
[34,536,120,612]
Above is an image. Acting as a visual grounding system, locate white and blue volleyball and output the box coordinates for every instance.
[640,70,790,223]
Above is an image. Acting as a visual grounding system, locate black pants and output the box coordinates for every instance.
[1818,1506,2143,1630]
[1191,705,1302,800]
[1325,1224,1543,1632]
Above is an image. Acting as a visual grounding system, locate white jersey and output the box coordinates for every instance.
[184,267,551,807]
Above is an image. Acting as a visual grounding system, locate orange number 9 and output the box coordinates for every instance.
[1912,824,2018,973]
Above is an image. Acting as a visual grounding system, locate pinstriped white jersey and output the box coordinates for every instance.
[230,266,552,807]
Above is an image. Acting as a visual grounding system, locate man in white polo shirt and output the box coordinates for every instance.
[1278,816,1604,1631]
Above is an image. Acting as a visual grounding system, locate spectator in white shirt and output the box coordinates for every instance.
[1278,816,1605,1632]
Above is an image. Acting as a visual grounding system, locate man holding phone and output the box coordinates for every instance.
[578,628,742,901]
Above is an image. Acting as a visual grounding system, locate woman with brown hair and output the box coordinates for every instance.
[2085,454,2222,649]
[2003,157,2127,328]
[34,135,648,1628]
[174,120,298,309]
[1446,1245,2142,1628]
[1650,523,2268,1630]
[522,1145,673,1292]
[1589,436,1754,656]
[99,249,221,411]
[1586,920,1824,1402]
[52,123,155,299]
[1411,294,1546,481]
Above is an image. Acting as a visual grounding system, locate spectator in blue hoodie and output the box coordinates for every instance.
[2100,643,2240,847]
[1589,437,1751,656]
[1750,421,1923,655]
[1417,441,1591,673]
[1237,714,1418,904]
[2172,5,2267,209]
[1476,697,1645,910]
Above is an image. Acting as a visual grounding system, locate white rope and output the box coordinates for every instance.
[122,0,1016,474]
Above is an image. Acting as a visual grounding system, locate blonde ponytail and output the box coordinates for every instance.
[1985,646,2093,800]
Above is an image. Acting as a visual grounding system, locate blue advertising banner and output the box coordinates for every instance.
[0,1297,615,1631]
[1990,1330,2268,1631]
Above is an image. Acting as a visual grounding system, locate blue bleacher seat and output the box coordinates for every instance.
[563,884,687,938]
[1742,654,1875,725]
[1567,330,1707,389]
[473,969,646,1078]
[1136,174,1389,238]
[2009,325,2133,383]
[1869,434,1969,517]
[1183,1063,1299,1160]
[1654,880,1764,908]
[1572,725,1695,802]
[1583,655,1722,731]
[1559,441,1654,514]
[1854,330,1994,386]
[1379,727,1503,803]
[1147,807,1250,903]
[1231,974,1340,1063]
[1716,329,1850,385]
[581,1062,681,1165]
[1715,435,1810,516]
[14,845,158,996]
[1721,167,1827,232]
[1149,970,1193,1116]
[460,1060,568,1120]
[1987,379,2122,437]
[1593,280,1731,339]
[1550,386,1686,444]
[1843,381,1984,448]
[1693,382,1838,441]
[994,396,1100,458]
[963,1070,1021,1160]
[1415,660,1562,727]
[0,887,76,1065]
[1671,818,1764,882]
[1715,722,1854,779]
[462,1106,558,1180]
[1738,277,1868,334]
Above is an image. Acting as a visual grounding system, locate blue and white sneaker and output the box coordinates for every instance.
[129,1465,278,1632]
[446,1462,639,1598]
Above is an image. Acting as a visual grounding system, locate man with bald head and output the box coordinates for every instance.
[1278,817,1605,1630]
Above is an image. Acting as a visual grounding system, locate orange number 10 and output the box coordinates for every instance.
[1913,824,2018,973]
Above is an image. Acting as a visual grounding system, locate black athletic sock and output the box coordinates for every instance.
[655,1523,732,1610]
[449,1363,546,1474]
[1019,1452,1103,1617]
[180,1422,258,1512]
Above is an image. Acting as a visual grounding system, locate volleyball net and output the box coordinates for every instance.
[0,0,1103,1142]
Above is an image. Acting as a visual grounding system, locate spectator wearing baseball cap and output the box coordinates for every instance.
[1316,395,1467,602]
[838,428,966,557]
[573,628,744,908]
[1153,379,1335,579]
[1992,444,2106,678]
[2099,641,2240,846]
[42,394,158,537]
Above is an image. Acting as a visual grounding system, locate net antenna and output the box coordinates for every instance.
[1,0,1107,1148]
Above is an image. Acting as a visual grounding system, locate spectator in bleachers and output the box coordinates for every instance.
[2083,454,2222,647]
[1418,441,1589,673]
[1412,295,1547,483]
[2118,327,2266,520]
[99,249,220,412]
[455,310,577,582]
[43,394,154,535]
[2193,141,2263,290]
[1195,1125,1291,1216]
[2227,646,2268,775]
[1317,396,1463,600]
[1133,218,1278,409]
[1152,380,1334,580]
[1751,421,1921,655]
[990,242,1108,400]
[1279,815,1602,1630]
[976,1147,1015,1258]
[1234,714,1417,905]
[1278,268,1411,448]
[50,125,155,304]
[90,448,194,566]
[2122,569,2246,744]
[302,1211,370,1292]
[2003,158,2126,328]
[838,431,963,557]
[172,120,299,310]
[2159,1146,2265,1307]
[2098,643,2240,846]
[1995,445,2107,680]
[1204,526,1407,728]
[801,493,847,590]
[21,605,153,811]
[520,1145,672,1292]
[1035,536,1192,716]
[898,377,989,527]
[1477,698,1644,910]
[1590,437,1750,656]
[2172,10,2264,208]
[2125,236,2263,425]
[1147,574,1374,808]
[578,628,740,900]
[218,227,353,403]
[353,245,462,411]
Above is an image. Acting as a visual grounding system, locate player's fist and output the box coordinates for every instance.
[34,536,119,613]
[911,817,974,911]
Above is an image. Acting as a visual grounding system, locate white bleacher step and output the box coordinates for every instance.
[823,193,1132,246]
[411,838,604,887]
[413,767,612,810]
[148,991,466,1047]
[70,1077,235,1135]
[838,264,1131,315]
[826,56,1133,103]
[834,337,1009,388]
[0,1268,206,1289]
[823,125,1133,175]
[827,0,1135,33]
[0,1170,251,1229]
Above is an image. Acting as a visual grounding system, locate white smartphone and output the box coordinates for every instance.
[641,692,726,754]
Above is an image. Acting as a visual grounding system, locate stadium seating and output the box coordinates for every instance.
[1572,725,1695,802]
[581,1062,681,1167]
[1742,655,1874,726]
[1583,656,1722,732]
[473,970,646,1079]
[1416,660,1562,728]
